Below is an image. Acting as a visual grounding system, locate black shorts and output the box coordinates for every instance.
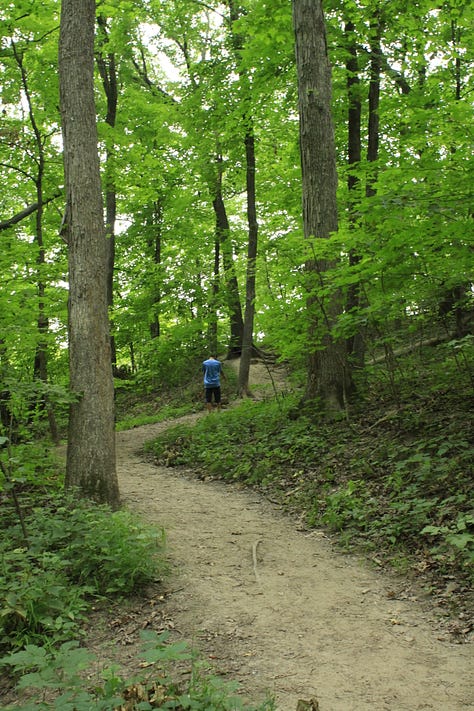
[205,386,221,403]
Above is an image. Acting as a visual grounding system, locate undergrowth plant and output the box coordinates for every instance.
[147,377,474,588]
[0,631,275,711]
[0,493,167,653]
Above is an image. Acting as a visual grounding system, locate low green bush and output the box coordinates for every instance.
[147,391,473,585]
[25,499,167,595]
[0,549,90,651]
[0,493,167,653]
[0,631,275,711]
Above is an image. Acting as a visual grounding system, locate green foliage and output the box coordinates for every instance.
[146,396,314,484]
[0,438,61,493]
[0,641,104,711]
[0,631,275,711]
[147,354,474,586]
[0,548,90,651]
[23,497,167,595]
[422,513,474,570]
[116,403,197,432]
[0,493,167,653]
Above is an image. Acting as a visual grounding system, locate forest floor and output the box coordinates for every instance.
[82,360,473,711]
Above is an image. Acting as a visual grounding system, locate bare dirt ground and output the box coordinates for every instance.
[111,362,473,711]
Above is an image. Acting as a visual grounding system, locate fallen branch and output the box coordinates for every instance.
[252,539,262,583]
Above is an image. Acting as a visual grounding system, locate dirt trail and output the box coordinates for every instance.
[116,412,473,711]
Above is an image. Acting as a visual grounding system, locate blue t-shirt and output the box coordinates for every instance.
[202,358,222,387]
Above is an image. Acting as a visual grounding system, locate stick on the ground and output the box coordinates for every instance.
[252,539,262,583]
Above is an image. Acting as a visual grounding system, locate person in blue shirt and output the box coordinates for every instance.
[202,356,226,412]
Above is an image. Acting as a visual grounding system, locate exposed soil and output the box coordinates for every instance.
[106,362,473,711]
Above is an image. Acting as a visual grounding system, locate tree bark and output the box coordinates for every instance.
[344,19,365,368]
[59,0,119,507]
[238,128,258,396]
[96,15,118,370]
[366,15,383,197]
[227,1,259,396]
[292,0,353,413]
[211,154,244,357]
[12,41,60,444]
[147,200,163,340]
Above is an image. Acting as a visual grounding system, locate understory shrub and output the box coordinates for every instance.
[147,389,473,584]
[0,631,275,711]
[0,493,167,653]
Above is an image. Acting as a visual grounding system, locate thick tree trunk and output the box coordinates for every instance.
[292,0,353,413]
[59,0,119,507]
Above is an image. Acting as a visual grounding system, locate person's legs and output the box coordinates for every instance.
[205,388,212,412]
[214,386,222,411]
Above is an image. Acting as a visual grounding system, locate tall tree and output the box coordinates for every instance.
[10,40,60,443]
[226,0,259,395]
[212,152,244,358]
[292,0,353,413]
[96,14,119,371]
[59,0,120,507]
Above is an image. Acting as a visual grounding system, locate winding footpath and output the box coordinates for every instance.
[115,416,473,711]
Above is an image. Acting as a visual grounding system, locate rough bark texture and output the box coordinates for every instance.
[59,0,119,507]
[293,0,352,412]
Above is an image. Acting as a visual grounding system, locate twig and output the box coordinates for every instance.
[252,539,262,583]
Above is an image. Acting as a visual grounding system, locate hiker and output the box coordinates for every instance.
[202,355,225,412]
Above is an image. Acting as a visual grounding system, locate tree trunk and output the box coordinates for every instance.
[207,237,220,356]
[12,41,60,444]
[227,1,259,396]
[96,16,118,371]
[238,129,258,396]
[148,200,163,339]
[211,154,244,357]
[292,0,353,413]
[59,0,120,508]
[344,19,365,368]
[366,15,383,196]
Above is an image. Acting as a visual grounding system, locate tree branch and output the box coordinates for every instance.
[132,48,178,104]
[0,191,61,231]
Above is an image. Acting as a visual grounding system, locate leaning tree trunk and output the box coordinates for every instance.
[293,0,353,413]
[59,0,120,508]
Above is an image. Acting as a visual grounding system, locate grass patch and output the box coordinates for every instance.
[116,402,197,431]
